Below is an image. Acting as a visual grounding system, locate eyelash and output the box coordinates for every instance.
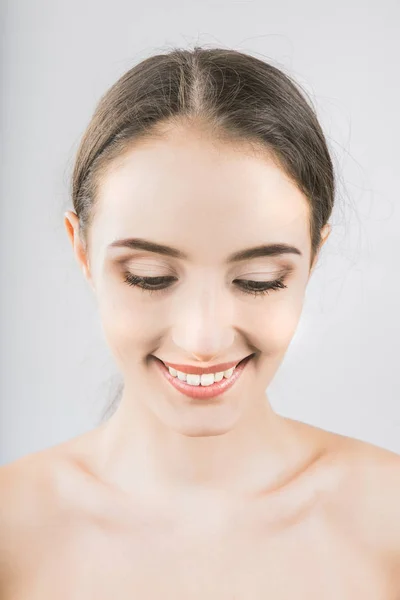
[122,273,288,298]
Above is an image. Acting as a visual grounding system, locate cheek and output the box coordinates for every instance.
[96,286,156,357]
[252,292,305,354]
[268,305,302,345]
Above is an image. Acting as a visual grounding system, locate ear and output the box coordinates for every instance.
[309,223,331,277]
[64,211,94,289]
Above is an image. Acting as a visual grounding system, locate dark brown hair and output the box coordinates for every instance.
[69,45,336,420]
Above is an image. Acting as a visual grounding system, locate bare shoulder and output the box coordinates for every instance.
[0,450,55,527]
[0,446,70,537]
[0,450,56,587]
[339,435,400,561]
[0,437,100,587]
[304,423,400,583]
[344,437,400,590]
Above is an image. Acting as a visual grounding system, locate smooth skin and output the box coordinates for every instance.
[1,123,399,599]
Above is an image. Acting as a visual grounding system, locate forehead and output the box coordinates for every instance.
[92,129,311,261]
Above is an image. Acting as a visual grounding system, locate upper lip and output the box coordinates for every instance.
[156,354,253,375]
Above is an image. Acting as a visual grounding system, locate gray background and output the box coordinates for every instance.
[1,0,399,465]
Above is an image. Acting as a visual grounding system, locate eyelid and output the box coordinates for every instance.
[118,259,175,276]
[237,264,294,278]
[119,258,295,279]
[237,268,290,278]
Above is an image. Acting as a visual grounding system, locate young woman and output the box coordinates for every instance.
[1,46,399,599]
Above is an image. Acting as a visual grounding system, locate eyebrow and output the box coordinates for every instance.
[108,238,302,262]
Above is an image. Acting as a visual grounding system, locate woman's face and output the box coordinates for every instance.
[66,125,329,436]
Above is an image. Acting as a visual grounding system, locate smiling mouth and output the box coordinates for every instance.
[153,353,256,376]
[150,353,256,400]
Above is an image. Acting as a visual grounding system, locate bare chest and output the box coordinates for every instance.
[7,503,392,600]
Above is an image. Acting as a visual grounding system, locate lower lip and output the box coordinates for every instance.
[151,354,254,400]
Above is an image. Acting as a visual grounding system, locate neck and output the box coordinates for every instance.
[92,386,316,501]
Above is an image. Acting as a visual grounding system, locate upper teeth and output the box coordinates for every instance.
[168,365,236,386]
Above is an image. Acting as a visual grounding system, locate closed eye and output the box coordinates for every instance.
[122,273,288,298]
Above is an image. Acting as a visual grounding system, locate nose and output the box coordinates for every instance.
[171,283,235,362]
[172,330,236,365]
[191,352,221,363]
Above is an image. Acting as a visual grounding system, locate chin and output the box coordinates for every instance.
[175,424,235,438]
[161,406,243,437]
